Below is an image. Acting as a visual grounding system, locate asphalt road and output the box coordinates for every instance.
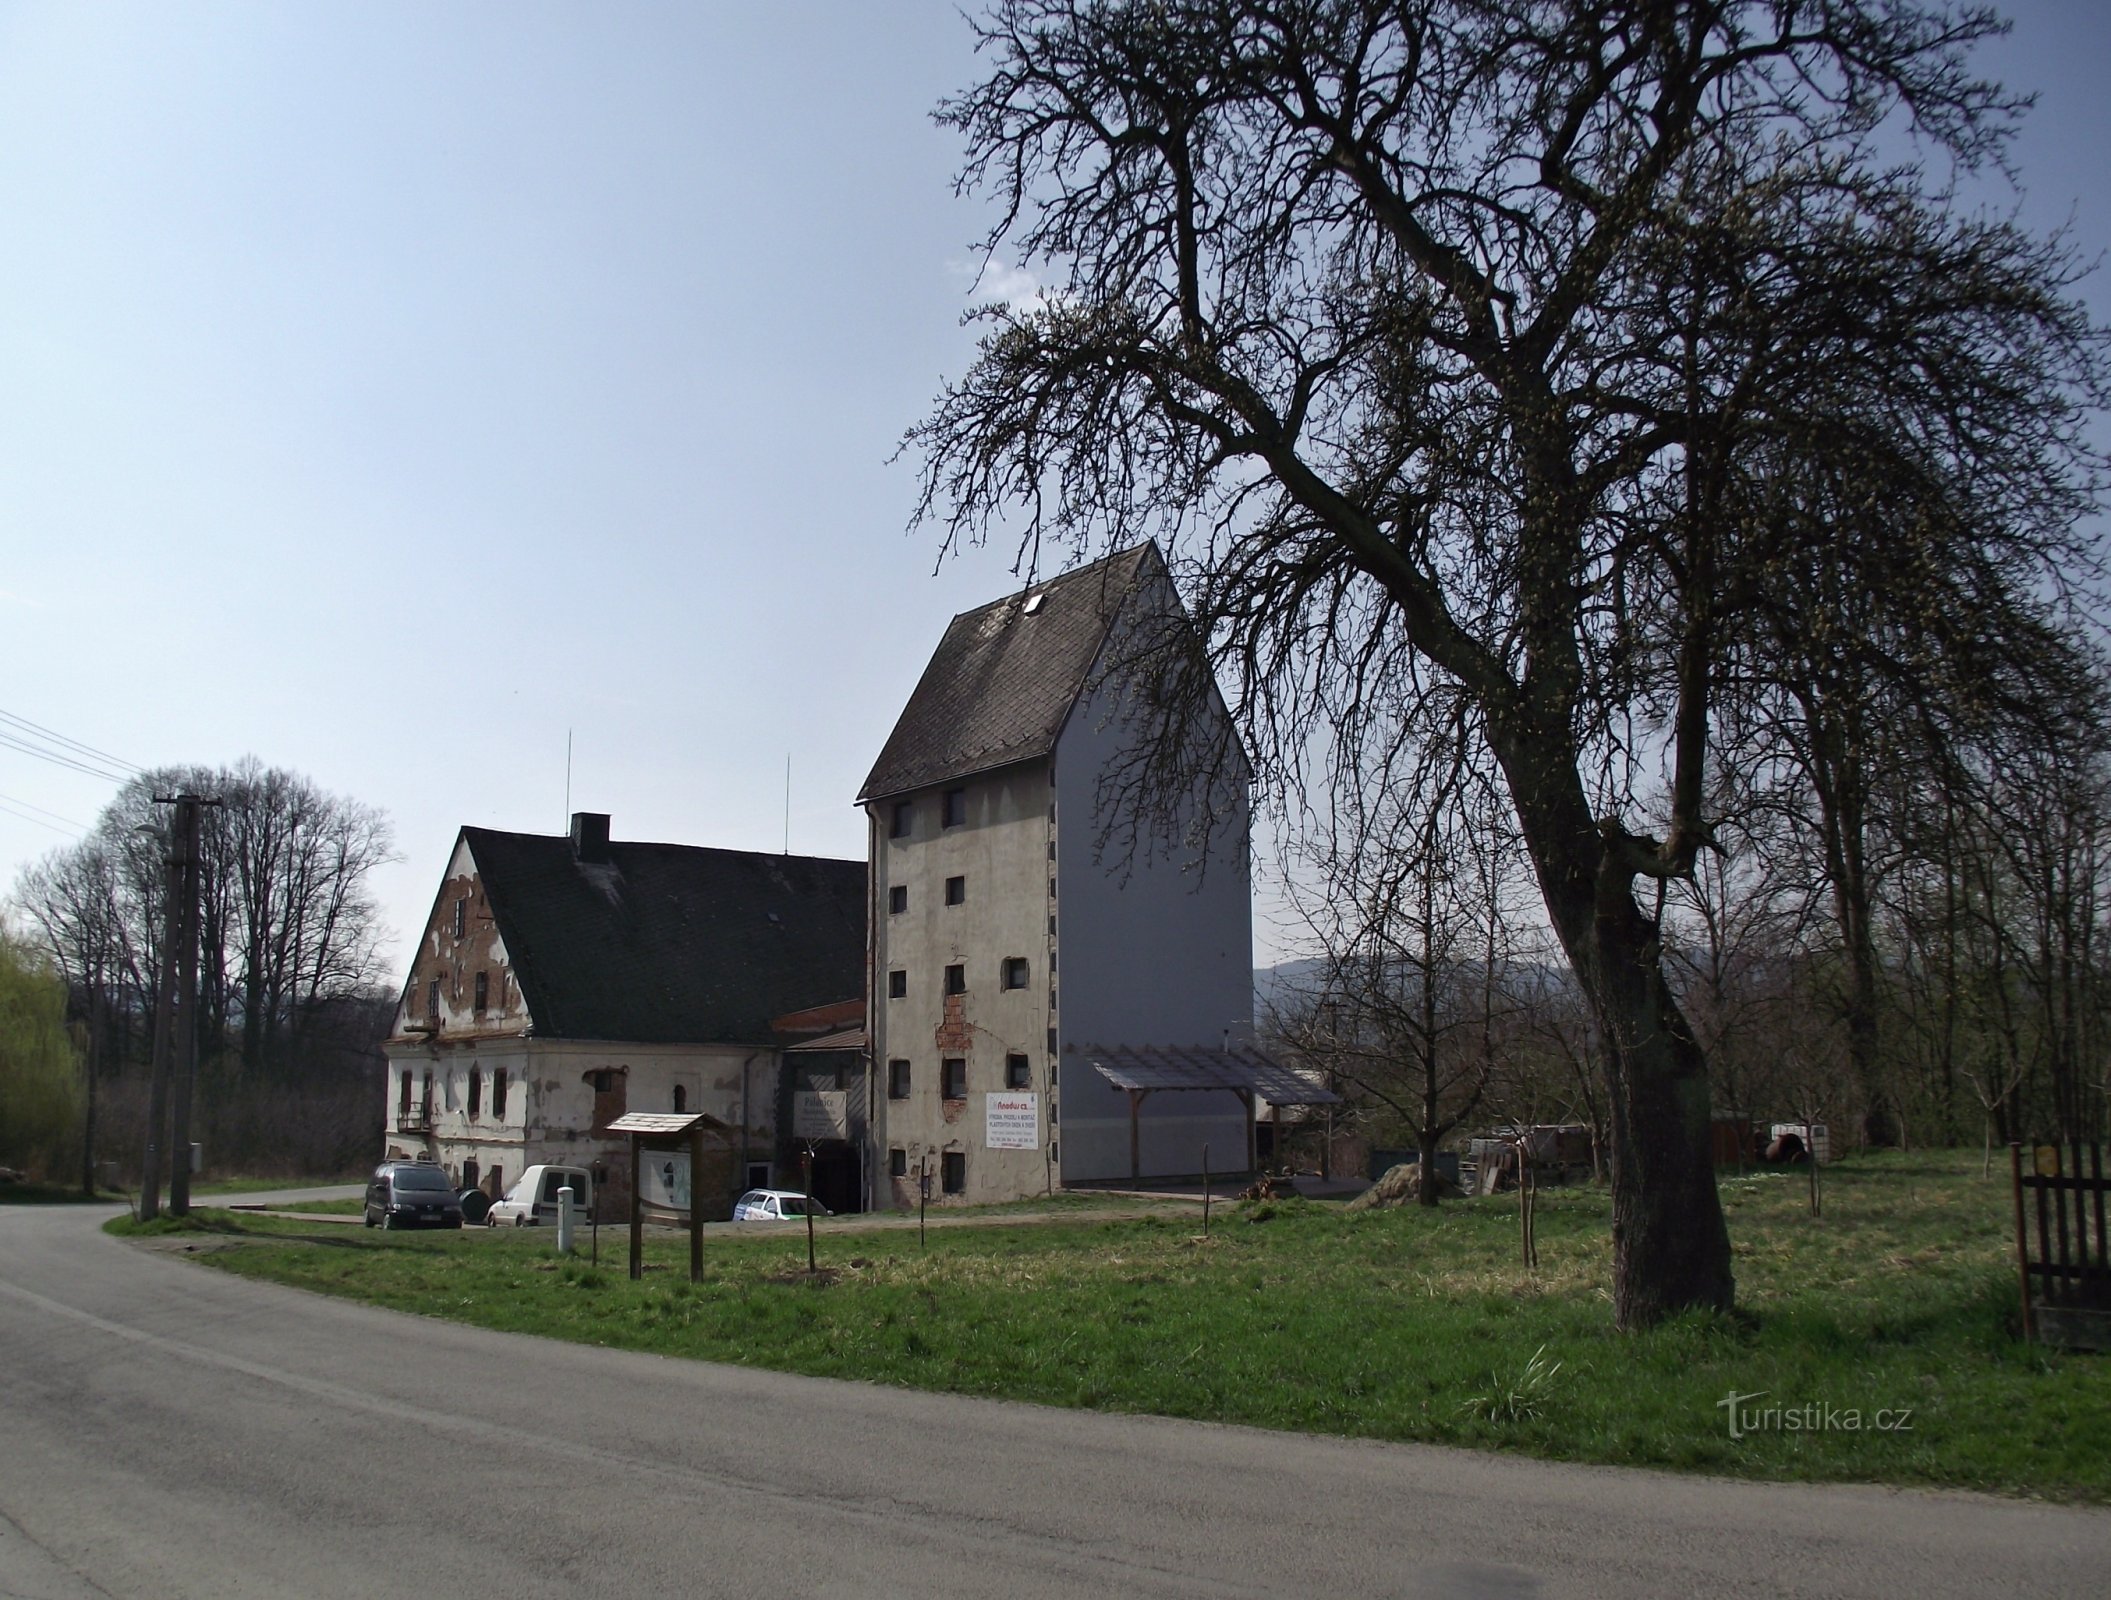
[2,1196,2106,1600]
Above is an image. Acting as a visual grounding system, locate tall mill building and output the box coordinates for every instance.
[858,544,1320,1206]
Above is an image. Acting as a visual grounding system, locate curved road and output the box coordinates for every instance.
[1,1196,2104,1600]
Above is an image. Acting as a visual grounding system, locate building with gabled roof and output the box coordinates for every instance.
[381,812,865,1217]
[859,543,1264,1204]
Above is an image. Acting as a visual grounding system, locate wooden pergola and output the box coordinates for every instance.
[604,1110,736,1282]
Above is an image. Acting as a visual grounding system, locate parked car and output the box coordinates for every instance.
[363,1162,465,1229]
[486,1164,595,1227]
[732,1188,830,1222]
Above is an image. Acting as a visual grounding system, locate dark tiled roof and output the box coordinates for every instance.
[858,544,1159,802]
[465,828,866,1046]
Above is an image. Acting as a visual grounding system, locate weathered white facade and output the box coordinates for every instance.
[382,818,862,1215]
[861,546,1252,1206]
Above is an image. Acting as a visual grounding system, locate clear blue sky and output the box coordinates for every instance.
[2,1,2106,979]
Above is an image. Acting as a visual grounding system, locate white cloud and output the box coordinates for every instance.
[947,254,1063,313]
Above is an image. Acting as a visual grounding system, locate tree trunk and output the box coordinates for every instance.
[1501,730,1734,1328]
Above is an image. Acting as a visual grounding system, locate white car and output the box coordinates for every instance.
[486,1164,595,1227]
[731,1188,830,1222]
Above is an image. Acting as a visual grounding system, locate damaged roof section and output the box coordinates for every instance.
[857,543,1159,802]
[464,820,866,1047]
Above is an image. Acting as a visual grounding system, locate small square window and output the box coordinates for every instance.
[1005,1053,1030,1089]
[942,1058,966,1099]
[888,969,907,999]
[942,1150,966,1194]
[890,800,913,839]
[888,884,907,914]
[942,787,966,827]
[944,963,966,995]
[1002,957,1029,990]
[888,1148,907,1178]
[888,1059,911,1099]
[944,875,965,906]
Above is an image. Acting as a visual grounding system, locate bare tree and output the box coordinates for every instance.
[908,0,2104,1324]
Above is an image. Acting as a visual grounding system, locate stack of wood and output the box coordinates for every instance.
[1347,1162,1462,1209]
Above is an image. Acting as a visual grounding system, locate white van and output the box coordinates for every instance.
[486,1164,595,1226]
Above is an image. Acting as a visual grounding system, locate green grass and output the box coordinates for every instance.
[127,1151,2107,1502]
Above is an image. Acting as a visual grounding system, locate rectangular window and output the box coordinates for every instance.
[941,1150,965,1194]
[473,970,489,1011]
[944,875,965,905]
[1049,876,1057,899]
[889,1148,908,1178]
[492,1069,508,1120]
[888,969,907,999]
[1047,1026,1059,1055]
[888,1059,911,1099]
[942,787,966,827]
[1047,840,1056,860]
[890,800,912,839]
[888,884,907,914]
[489,1164,502,1196]
[1006,1053,1030,1090]
[398,1069,412,1110]
[426,978,441,1019]
[944,963,965,995]
[468,1069,483,1120]
[942,1058,966,1099]
[453,897,467,938]
[1002,957,1029,991]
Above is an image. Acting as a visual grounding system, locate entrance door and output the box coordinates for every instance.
[807,1144,862,1214]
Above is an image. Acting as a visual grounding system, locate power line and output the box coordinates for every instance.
[0,790,85,829]
[0,707,138,775]
[0,728,133,785]
[0,795,81,837]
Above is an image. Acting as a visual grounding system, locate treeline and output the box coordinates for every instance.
[1269,694,2111,1174]
[6,760,398,1182]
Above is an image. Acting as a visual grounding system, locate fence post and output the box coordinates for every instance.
[2010,1142,2035,1343]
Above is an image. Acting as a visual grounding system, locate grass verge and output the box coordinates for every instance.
[126,1151,2106,1501]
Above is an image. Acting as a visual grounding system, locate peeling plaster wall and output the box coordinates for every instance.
[378,836,772,1218]
[868,760,1056,1207]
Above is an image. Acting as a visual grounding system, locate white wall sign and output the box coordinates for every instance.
[794,1090,850,1141]
[985,1093,1040,1151]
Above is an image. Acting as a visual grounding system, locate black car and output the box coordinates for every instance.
[363,1162,465,1229]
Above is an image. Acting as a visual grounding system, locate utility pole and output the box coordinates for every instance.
[139,793,215,1220]
[167,796,212,1215]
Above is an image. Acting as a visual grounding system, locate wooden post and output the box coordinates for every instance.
[689,1126,704,1284]
[1128,1090,1143,1182]
[2010,1142,2035,1342]
[802,1147,816,1275]
[628,1133,643,1281]
[1240,1089,1256,1174]
[1202,1143,1210,1235]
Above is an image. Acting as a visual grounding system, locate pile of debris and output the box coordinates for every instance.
[1235,1173,1300,1202]
[1348,1161,1462,1209]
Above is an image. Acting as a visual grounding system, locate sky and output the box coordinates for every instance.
[2,0,2108,981]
